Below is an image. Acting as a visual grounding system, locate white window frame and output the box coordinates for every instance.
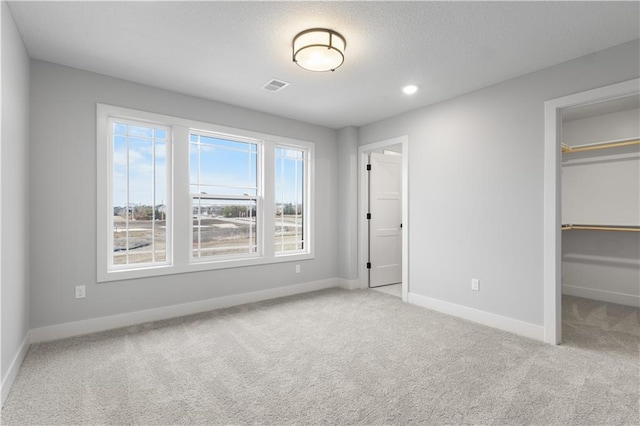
[97,104,314,282]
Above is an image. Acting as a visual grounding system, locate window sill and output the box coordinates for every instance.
[98,252,315,283]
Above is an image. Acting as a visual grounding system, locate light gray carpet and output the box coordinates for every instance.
[2,289,638,425]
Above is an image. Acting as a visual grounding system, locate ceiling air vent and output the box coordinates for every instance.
[262,79,290,92]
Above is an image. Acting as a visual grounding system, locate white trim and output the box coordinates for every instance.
[543,79,640,345]
[337,278,360,290]
[358,136,409,302]
[408,293,545,341]
[358,151,367,290]
[563,285,640,308]
[1,332,31,407]
[30,278,337,343]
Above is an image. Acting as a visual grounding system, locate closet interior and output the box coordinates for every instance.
[561,95,640,313]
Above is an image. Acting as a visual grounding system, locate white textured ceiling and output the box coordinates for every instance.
[8,1,640,129]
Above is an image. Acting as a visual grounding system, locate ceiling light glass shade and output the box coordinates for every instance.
[292,29,346,72]
[402,85,418,95]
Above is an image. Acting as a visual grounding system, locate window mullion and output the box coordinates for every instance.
[196,137,201,258]
[262,141,276,258]
[173,125,191,267]
[151,131,156,263]
[305,146,314,255]
[279,154,284,251]
[102,117,113,273]
[294,155,299,247]
[125,128,130,264]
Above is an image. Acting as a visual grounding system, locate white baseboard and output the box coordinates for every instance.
[337,278,360,290]
[563,284,640,308]
[31,278,338,343]
[407,292,545,342]
[1,331,31,407]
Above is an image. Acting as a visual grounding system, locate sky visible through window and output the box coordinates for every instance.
[189,134,257,199]
[112,128,303,209]
[275,147,304,211]
[112,123,167,208]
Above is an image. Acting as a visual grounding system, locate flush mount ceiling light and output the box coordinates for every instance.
[292,28,346,72]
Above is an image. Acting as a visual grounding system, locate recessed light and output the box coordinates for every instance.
[402,85,418,95]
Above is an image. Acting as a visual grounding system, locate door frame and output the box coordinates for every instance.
[543,78,639,344]
[358,136,409,302]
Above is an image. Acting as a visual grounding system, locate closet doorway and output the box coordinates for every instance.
[358,136,409,301]
[544,79,640,345]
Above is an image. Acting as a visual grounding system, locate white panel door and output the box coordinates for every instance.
[369,152,402,287]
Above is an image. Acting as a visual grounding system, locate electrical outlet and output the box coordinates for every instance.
[295,264,301,273]
[75,285,86,299]
[471,279,480,291]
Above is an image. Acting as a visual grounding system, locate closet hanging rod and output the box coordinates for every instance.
[562,138,640,154]
[562,224,640,232]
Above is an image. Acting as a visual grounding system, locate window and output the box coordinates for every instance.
[97,104,313,282]
[190,133,259,259]
[110,119,171,269]
[275,146,305,253]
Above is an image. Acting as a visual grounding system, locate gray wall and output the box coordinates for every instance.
[562,230,639,305]
[1,2,31,382]
[29,60,338,328]
[357,40,640,326]
[563,108,640,146]
[337,126,359,281]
